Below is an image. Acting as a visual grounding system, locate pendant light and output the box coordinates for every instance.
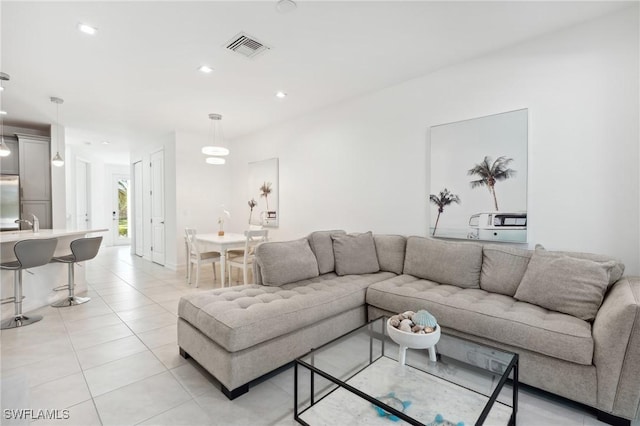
[0,72,11,157]
[50,97,64,167]
[202,113,229,165]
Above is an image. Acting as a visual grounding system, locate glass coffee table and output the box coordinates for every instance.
[295,316,518,425]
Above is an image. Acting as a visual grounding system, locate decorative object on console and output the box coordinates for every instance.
[388,310,441,364]
[217,206,230,236]
[50,97,65,167]
[202,113,229,165]
[430,109,528,243]
[371,392,411,422]
[248,158,279,227]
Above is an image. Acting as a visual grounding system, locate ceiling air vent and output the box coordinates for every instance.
[225,32,270,59]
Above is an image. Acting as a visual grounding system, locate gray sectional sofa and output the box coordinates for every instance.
[177,230,640,423]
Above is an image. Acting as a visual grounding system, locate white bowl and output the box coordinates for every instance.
[387,318,441,349]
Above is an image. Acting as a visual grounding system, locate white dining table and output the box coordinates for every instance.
[195,232,247,287]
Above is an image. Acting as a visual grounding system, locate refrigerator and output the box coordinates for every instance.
[0,175,20,231]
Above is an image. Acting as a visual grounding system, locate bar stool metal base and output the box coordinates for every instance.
[51,296,91,308]
[1,314,43,329]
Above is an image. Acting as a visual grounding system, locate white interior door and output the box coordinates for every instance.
[112,173,131,246]
[150,150,165,265]
[75,159,90,230]
[133,161,144,256]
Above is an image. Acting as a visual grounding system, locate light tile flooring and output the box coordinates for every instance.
[1,246,637,426]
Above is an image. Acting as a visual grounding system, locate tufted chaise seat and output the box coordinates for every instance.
[179,272,393,353]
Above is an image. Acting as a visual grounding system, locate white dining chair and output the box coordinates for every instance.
[227,229,269,285]
[185,228,222,288]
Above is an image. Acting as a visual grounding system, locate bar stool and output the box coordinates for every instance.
[0,238,58,329]
[50,236,103,307]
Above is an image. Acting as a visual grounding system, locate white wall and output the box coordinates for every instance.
[228,7,640,275]
[174,131,231,268]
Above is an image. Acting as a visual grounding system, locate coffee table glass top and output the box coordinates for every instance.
[295,316,518,426]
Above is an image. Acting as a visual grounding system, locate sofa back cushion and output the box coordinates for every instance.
[332,232,380,276]
[307,230,346,274]
[480,245,532,296]
[255,239,319,286]
[514,247,617,321]
[374,234,406,275]
[403,236,483,288]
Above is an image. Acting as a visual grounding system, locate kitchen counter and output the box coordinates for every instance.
[1,228,108,321]
[0,228,108,243]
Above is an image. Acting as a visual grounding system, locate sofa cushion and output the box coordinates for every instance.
[178,272,395,352]
[534,245,624,287]
[403,236,483,288]
[480,245,532,296]
[366,275,594,365]
[332,232,380,276]
[255,239,319,286]
[374,234,406,275]
[308,230,346,274]
[514,248,616,321]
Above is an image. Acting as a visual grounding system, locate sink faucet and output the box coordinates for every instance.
[15,214,39,233]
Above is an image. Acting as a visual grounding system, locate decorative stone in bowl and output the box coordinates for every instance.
[387,310,441,365]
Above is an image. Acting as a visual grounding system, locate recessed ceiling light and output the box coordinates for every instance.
[198,65,213,74]
[0,111,7,115]
[276,0,297,14]
[102,141,110,145]
[275,91,287,99]
[0,87,4,92]
[78,23,97,35]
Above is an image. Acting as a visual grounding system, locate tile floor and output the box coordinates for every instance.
[0,246,637,426]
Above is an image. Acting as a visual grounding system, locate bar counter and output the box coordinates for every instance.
[1,228,107,321]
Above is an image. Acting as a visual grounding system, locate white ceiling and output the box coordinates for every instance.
[0,1,632,161]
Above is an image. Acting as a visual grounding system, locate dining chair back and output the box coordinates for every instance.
[185,228,221,288]
[227,229,269,285]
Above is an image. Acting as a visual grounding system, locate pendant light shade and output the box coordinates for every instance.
[202,113,229,165]
[50,97,64,167]
[0,72,10,157]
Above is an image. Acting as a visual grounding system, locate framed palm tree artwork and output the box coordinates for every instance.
[248,158,279,228]
[429,109,528,243]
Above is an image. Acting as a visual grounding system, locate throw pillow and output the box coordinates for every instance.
[480,245,532,296]
[331,232,380,276]
[255,239,319,286]
[374,234,406,275]
[514,248,616,321]
[534,244,625,288]
[307,230,346,274]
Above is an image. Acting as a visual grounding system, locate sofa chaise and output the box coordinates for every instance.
[177,230,639,424]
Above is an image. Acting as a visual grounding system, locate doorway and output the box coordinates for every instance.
[133,161,144,256]
[112,174,131,246]
[150,149,165,265]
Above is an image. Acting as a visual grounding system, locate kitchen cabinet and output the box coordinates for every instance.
[0,137,19,175]
[17,134,52,229]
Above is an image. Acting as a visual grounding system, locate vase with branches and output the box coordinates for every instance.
[467,156,516,211]
[248,198,257,224]
[429,188,461,236]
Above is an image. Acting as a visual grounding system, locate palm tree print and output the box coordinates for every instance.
[429,188,461,236]
[468,156,516,211]
[259,182,272,211]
